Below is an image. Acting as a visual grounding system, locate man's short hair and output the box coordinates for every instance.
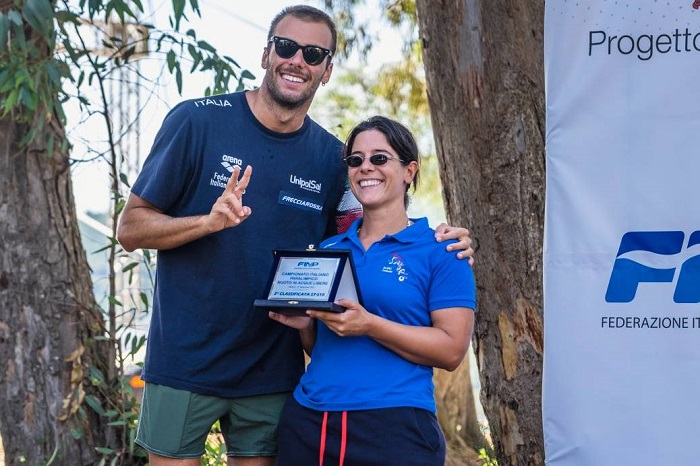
[267,5,338,55]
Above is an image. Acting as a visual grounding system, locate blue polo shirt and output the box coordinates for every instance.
[294,217,476,412]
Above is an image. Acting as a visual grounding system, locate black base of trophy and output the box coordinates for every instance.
[254,299,346,316]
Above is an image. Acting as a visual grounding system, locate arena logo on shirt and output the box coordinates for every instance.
[221,154,243,173]
[381,253,408,282]
[209,155,243,189]
[605,230,700,303]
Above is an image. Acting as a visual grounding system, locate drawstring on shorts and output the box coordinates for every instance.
[319,411,348,466]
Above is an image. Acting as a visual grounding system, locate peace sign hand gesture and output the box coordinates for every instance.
[207,165,253,232]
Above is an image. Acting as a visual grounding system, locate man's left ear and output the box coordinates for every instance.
[322,62,333,84]
[261,47,270,69]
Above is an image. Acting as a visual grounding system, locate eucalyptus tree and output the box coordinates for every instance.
[320,2,490,462]
[0,1,249,464]
[415,2,546,464]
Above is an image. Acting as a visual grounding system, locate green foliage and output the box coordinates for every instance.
[71,246,154,464]
[322,0,374,59]
[0,0,254,155]
[201,422,228,466]
[0,2,257,462]
[318,0,446,223]
[478,447,499,466]
[323,0,418,59]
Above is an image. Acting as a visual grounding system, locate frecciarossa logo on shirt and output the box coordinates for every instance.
[279,191,323,213]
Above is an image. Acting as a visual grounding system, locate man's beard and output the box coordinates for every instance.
[263,68,321,110]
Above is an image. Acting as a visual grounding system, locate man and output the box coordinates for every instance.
[117,5,473,466]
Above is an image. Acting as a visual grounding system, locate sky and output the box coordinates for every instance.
[70,0,401,215]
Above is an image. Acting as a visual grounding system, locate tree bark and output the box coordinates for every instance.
[416,1,546,465]
[434,361,487,459]
[0,7,118,461]
[0,116,115,465]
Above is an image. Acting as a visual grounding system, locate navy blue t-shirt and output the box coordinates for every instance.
[131,91,347,397]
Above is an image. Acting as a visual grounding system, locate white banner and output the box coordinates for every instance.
[543,2,700,464]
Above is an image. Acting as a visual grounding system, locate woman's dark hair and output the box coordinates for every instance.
[268,5,337,56]
[343,115,420,208]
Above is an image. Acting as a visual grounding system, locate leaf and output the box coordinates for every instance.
[3,88,19,114]
[172,0,185,30]
[0,14,10,51]
[131,0,145,13]
[65,345,84,362]
[95,446,114,455]
[87,366,106,386]
[22,0,53,38]
[175,64,182,94]
[166,50,176,72]
[189,0,200,16]
[20,86,37,110]
[85,394,106,416]
[45,61,62,87]
[197,39,215,53]
[115,197,126,214]
[0,70,9,92]
[88,0,100,19]
[119,172,131,187]
[7,10,23,25]
[223,55,240,67]
[122,262,138,272]
[108,295,123,306]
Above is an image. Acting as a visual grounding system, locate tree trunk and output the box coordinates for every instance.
[434,360,486,462]
[0,7,119,459]
[0,116,116,465]
[416,1,546,465]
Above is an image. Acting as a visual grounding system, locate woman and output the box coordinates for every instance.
[269,116,476,466]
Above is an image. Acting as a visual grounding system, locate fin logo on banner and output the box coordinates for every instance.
[605,231,700,303]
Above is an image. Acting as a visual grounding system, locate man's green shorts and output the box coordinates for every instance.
[135,383,291,459]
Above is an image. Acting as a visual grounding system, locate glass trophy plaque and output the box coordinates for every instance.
[254,248,363,316]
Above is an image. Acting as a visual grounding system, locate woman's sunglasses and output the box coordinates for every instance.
[343,154,403,168]
[268,36,332,66]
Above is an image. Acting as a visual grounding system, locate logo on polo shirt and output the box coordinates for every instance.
[382,253,408,282]
[279,191,323,213]
[210,154,244,189]
[290,174,322,193]
[193,98,232,108]
[221,154,243,173]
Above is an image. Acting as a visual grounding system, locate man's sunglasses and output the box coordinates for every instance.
[268,36,332,66]
[343,154,403,168]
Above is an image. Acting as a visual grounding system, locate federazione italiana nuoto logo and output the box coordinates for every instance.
[605,231,700,303]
